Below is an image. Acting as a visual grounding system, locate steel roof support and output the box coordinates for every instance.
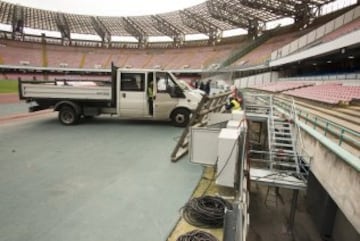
[55,13,71,45]
[180,10,222,45]
[92,17,111,47]
[294,2,316,26]
[123,17,148,48]
[12,4,24,39]
[208,0,273,38]
[151,15,184,47]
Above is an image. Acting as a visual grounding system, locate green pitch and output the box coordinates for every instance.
[0,80,18,93]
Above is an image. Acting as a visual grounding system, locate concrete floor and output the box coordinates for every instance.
[0,102,28,117]
[248,183,322,241]
[0,115,202,241]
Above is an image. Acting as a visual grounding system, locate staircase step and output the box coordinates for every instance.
[273,126,291,130]
[273,132,292,136]
[273,120,290,124]
[273,143,294,147]
[271,132,292,139]
[274,119,289,122]
[273,156,297,160]
[271,126,291,131]
[273,137,293,141]
[272,162,298,168]
[273,149,295,154]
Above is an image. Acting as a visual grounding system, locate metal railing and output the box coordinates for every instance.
[273,97,360,151]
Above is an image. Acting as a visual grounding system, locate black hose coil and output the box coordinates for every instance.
[176,230,219,241]
[181,195,232,228]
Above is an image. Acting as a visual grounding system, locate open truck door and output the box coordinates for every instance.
[153,72,182,120]
[117,70,146,117]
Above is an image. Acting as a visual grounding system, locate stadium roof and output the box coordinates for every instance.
[0,0,336,44]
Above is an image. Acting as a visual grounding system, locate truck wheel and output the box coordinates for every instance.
[171,109,190,127]
[58,106,80,125]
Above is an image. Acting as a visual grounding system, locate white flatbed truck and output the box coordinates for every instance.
[18,65,202,127]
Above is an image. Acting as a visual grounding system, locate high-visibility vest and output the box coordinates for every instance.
[148,85,154,98]
[231,99,241,110]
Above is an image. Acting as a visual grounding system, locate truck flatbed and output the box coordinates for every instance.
[21,82,112,101]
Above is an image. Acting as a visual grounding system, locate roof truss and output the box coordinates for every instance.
[208,0,279,27]
[123,17,148,47]
[180,9,222,43]
[239,0,296,17]
[151,15,185,46]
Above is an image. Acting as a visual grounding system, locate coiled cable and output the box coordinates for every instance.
[181,196,232,228]
[176,230,218,241]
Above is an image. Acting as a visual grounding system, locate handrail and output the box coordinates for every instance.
[291,98,305,150]
[298,122,360,172]
[273,97,360,150]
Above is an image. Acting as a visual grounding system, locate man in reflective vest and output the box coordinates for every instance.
[225,97,241,111]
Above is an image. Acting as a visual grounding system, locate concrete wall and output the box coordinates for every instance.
[307,172,360,241]
[307,172,337,239]
[301,129,360,234]
[332,209,360,241]
[234,72,279,88]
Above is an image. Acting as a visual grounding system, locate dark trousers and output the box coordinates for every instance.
[148,98,153,115]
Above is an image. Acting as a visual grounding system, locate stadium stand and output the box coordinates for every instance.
[250,81,315,92]
[1,41,42,66]
[0,38,242,69]
[284,83,360,104]
[320,17,360,43]
[46,45,84,68]
[232,31,301,67]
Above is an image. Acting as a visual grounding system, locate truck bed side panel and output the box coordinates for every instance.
[21,84,112,101]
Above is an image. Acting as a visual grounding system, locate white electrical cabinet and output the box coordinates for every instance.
[216,128,240,187]
[190,127,220,165]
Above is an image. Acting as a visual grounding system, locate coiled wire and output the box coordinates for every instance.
[181,196,232,228]
[176,230,219,241]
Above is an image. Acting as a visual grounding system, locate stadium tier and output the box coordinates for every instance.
[0,38,242,69]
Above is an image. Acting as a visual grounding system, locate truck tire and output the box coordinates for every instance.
[171,108,190,127]
[58,106,80,125]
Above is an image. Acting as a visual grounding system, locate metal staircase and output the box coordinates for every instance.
[267,96,300,173]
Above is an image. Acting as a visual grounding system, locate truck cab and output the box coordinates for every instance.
[115,68,201,126]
